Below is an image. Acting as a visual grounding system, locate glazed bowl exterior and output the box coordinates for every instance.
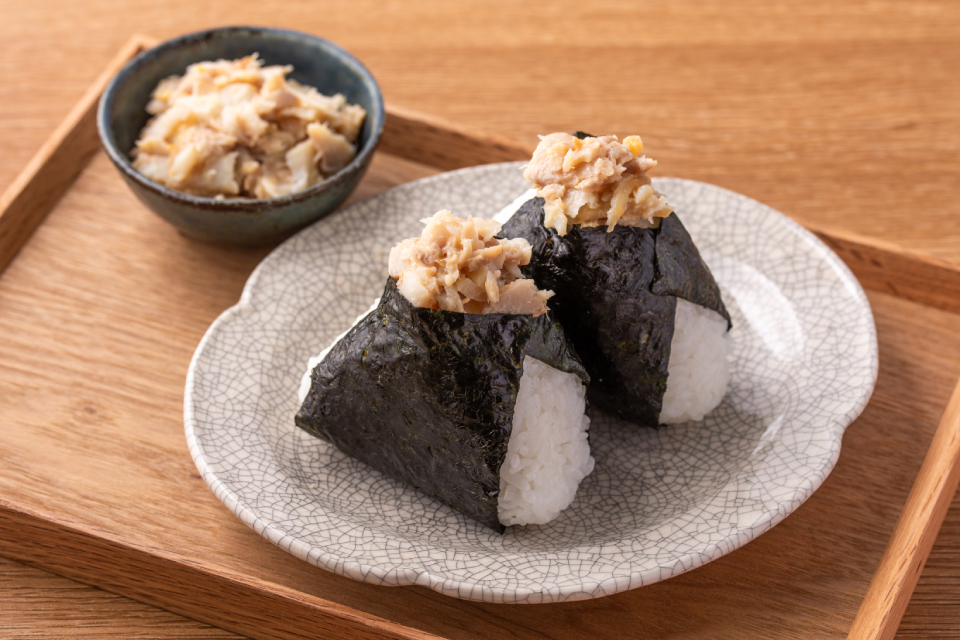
[98,26,384,245]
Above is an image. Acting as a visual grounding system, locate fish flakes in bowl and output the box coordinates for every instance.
[133,54,366,200]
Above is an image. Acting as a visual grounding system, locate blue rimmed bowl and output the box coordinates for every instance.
[98,26,384,246]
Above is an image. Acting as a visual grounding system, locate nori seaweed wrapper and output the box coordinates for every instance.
[500,196,730,427]
[295,276,589,533]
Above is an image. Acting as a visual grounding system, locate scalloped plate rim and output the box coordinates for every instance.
[184,165,878,603]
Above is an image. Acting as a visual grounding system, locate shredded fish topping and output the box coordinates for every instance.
[389,210,553,316]
[132,54,366,199]
[523,132,673,235]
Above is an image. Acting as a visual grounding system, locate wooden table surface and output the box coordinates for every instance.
[1,1,959,637]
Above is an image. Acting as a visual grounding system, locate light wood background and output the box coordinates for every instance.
[3,1,960,261]
[2,0,960,637]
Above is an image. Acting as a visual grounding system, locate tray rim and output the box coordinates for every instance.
[0,33,958,640]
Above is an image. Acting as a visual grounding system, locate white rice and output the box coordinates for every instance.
[660,298,731,424]
[498,355,593,527]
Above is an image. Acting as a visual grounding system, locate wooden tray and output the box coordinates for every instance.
[1,35,959,640]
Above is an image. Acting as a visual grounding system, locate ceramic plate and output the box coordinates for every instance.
[184,164,877,603]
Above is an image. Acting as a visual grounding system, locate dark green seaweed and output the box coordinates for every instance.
[295,277,589,533]
[500,197,729,427]
[652,214,731,328]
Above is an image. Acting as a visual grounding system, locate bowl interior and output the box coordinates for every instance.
[104,27,383,179]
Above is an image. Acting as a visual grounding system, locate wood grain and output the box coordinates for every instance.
[380,104,532,171]
[0,556,244,639]
[899,499,960,638]
[849,380,960,639]
[1,144,960,638]
[807,223,960,316]
[2,1,960,261]
[0,498,437,640]
[0,35,154,274]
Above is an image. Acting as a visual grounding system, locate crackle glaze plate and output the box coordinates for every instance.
[184,163,878,604]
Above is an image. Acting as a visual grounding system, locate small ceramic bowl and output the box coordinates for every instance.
[98,27,384,246]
